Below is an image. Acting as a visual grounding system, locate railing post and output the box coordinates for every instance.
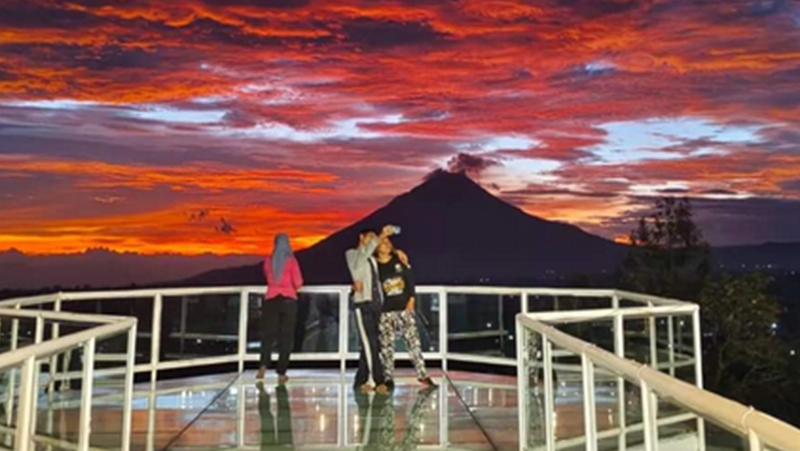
[648,302,658,369]
[581,353,598,451]
[122,323,138,451]
[667,316,676,377]
[516,316,528,451]
[29,316,44,437]
[146,385,157,451]
[78,337,96,451]
[6,304,21,427]
[747,429,761,451]
[48,295,62,395]
[15,356,37,451]
[640,380,658,451]
[339,288,348,376]
[613,294,627,451]
[440,289,448,372]
[647,303,660,425]
[522,291,529,314]
[543,337,555,451]
[692,307,707,451]
[238,289,249,374]
[236,380,245,448]
[150,294,162,385]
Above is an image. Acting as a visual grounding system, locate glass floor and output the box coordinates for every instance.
[9,369,518,451]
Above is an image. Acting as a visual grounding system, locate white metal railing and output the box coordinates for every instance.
[0,286,651,383]
[515,304,800,451]
[3,286,799,451]
[0,304,137,451]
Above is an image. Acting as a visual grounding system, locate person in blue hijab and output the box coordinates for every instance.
[260,233,304,382]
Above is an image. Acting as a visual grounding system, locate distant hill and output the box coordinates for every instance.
[185,171,628,286]
[713,242,800,272]
[0,248,260,290]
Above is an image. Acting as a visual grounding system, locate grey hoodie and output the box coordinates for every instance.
[345,238,381,304]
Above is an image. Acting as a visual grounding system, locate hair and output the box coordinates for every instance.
[271,233,293,280]
[375,237,394,256]
[358,228,375,238]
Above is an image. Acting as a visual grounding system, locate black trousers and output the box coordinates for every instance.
[261,296,298,375]
[354,302,385,387]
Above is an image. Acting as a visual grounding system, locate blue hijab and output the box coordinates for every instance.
[271,233,293,281]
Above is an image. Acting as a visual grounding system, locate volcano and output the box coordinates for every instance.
[186,171,626,286]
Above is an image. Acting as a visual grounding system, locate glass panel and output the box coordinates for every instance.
[558,319,615,353]
[624,380,646,449]
[624,318,652,365]
[658,419,702,451]
[705,420,747,451]
[524,331,546,450]
[447,293,520,358]
[0,366,19,449]
[249,291,341,355]
[33,331,131,451]
[528,295,612,312]
[162,293,240,361]
[551,343,585,447]
[59,298,153,364]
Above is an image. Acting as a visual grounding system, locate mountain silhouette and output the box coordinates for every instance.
[185,171,627,286]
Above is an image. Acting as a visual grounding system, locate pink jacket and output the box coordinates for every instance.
[264,256,303,300]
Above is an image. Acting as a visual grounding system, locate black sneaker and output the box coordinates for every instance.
[385,379,395,390]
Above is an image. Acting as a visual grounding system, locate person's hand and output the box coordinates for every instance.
[380,225,396,238]
[395,249,410,267]
[406,297,416,313]
[353,282,363,293]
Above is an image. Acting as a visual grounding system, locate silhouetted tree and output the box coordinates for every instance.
[621,198,800,425]
[621,197,710,300]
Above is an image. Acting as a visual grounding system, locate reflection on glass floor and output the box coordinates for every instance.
[15,369,516,451]
[0,368,715,451]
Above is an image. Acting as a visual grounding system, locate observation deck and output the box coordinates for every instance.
[0,286,798,451]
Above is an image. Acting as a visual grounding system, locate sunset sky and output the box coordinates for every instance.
[1,0,799,255]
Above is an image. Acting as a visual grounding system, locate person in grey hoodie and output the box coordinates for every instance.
[346,225,398,393]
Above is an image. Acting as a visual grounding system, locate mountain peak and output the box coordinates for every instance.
[407,169,499,205]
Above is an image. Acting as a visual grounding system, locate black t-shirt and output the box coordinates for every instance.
[376,254,416,312]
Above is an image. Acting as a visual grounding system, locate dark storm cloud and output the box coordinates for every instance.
[447,153,502,177]
[556,0,641,17]
[197,0,312,8]
[340,18,448,48]
[0,2,102,28]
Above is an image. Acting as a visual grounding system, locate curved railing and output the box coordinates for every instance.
[0,307,136,451]
[516,306,800,451]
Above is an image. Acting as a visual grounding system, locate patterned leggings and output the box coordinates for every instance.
[379,310,429,381]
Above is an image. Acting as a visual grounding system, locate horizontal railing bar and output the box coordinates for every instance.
[446,353,517,367]
[615,289,692,306]
[1,286,692,309]
[526,305,697,323]
[518,313,800,451]
[0,308,128,324]
[0,319,136,371]
[0,424,107,451]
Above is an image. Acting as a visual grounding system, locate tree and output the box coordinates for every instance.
[621,197,800,424]
[621,197,710,300]
[700,273,787,397]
